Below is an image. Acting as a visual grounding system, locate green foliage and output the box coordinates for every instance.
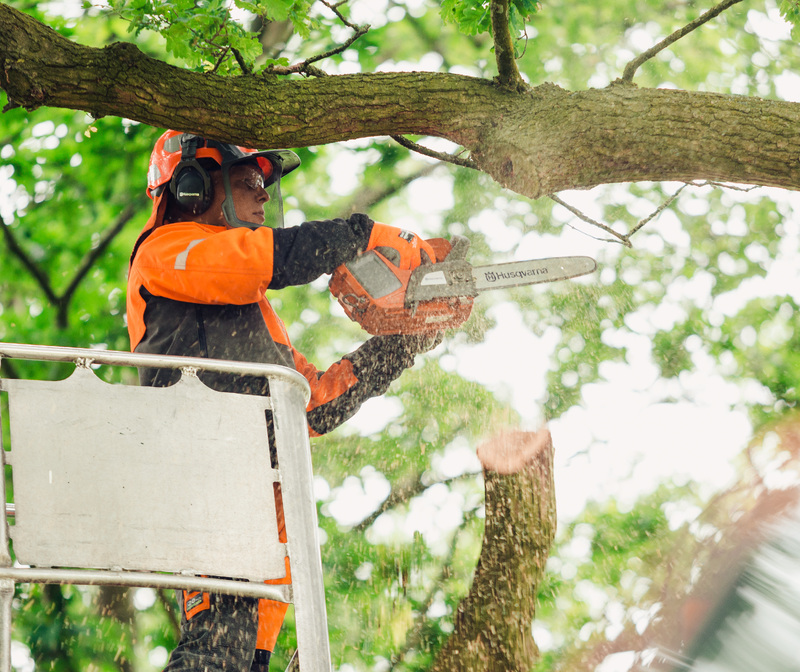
[779,0,800,38]
[709,296,800,424]
[441,0,492,36]
[441,0,540,38]
[106,0,315,72]
[0,108,157,356]
[533,481,706,670]
[542,279,634,418]
[4,0,800,669]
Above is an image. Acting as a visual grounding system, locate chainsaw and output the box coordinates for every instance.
[329,235,597,336]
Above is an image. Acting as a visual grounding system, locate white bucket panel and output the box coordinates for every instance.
[6,368,284,582]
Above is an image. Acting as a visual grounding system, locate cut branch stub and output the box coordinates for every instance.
[430,429,556,672]
[477,428,552,474]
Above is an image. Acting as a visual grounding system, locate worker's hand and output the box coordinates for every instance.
[399,331,443,354]
[367,223,436,270]
[345,333,444,398]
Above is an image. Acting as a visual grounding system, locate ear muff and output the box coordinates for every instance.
[169,135,214,216]
[171,160,213,215]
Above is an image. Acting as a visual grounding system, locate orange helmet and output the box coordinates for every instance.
[147,130,300,227]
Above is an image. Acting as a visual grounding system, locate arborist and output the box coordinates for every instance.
[126,130,441,671]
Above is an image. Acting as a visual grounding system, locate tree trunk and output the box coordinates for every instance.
[2,3,800,200]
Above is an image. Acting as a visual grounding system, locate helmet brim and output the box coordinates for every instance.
[224,150,301,187]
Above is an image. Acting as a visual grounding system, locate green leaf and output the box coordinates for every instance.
[779,0,800,39]
[440,0,492,36]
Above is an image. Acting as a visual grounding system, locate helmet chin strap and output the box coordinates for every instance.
[220,162,285,229]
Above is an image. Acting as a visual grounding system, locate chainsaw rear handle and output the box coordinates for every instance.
[443,234,470,261]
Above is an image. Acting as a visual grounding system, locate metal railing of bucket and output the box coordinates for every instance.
[0,342,331,672]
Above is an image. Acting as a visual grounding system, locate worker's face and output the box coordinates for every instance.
[197,163,269,228]
[226,164,269,226]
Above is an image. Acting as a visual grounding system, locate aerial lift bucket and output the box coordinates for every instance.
[0,342,331,672]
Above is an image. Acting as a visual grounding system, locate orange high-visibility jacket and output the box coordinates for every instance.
[127,212,413,436]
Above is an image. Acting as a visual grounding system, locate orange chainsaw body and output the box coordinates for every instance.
[329,238,475,336]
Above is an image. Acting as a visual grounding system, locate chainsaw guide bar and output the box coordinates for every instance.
[407,255,597,303]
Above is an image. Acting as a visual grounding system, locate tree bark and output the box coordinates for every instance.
[2,3,800,201]
[430,430,557,672]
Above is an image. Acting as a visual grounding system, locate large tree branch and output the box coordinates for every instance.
[430,429,557,672]
[2,4,800,199]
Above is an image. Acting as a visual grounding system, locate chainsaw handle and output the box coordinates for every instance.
[426,235,470,263]
[447,235,470,260]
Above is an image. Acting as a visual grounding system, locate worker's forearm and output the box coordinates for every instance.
[269,213,374,289]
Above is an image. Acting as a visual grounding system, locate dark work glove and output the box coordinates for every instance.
[346,333,442,396]
[400,332,443,355]
[305,332,443,435]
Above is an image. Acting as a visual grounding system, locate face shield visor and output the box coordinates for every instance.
[219,150,300,229]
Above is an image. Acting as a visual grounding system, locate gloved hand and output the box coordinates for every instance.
[398,332,443,355]
[345,332,443,398]
[308,331,445,435]
[367,223,437,270]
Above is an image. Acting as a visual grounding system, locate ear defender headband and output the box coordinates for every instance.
[170,135,214,215]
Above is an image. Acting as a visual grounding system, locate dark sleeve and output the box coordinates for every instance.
[269,213,374,289]
[302,333,441,436]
